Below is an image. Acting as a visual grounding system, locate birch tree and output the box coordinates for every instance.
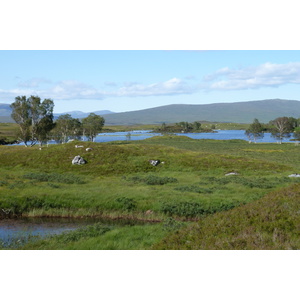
[270,117,293,144]
[82,113,105,142]
[10,95,54,146]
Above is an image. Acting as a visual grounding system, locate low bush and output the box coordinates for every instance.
[160,200,238,218]
[0,196,66,216]
[115,197,137,211]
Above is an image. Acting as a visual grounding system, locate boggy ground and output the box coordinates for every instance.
[1,136,299,250]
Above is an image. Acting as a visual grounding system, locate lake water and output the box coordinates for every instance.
[9,130,296,146]
[95,130,295,143]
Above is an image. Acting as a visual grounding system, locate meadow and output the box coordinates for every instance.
[1,128,300,249]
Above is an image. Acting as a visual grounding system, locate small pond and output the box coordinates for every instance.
[0,217,145,249]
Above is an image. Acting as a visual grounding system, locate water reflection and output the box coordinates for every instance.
[0,217,146,248]
[8,130,298,146]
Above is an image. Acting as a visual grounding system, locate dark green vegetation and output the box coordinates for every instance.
[1,135,300,249]
[155,121,214,133]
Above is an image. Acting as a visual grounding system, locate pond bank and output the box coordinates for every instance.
[0,214,161,249]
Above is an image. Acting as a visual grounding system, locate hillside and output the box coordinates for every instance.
[153,183,300,250]
[0,103,11,116]
[2,99,300,124]
[0,104,13,122]
[103,99,300,125]
[0,104,115,122]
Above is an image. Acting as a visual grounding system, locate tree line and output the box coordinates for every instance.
[157,121,215,133]
[10,96,105,146]
[245,117,300,143]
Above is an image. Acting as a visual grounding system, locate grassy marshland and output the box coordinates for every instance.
[1,136,300,249]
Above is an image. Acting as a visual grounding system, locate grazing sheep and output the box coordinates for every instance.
[75,145,84,148]
[86,148,93,152]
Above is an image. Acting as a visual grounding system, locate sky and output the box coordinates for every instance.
[1,50,300,114]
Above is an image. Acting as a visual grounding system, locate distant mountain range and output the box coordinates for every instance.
[0,104,115,122]
[53,110,115,119]
[103,99,300,124]
[1,99,300,124]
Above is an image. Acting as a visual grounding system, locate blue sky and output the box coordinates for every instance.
[1,1,299,116]
[1,50,300,113]
[0,50,300,112]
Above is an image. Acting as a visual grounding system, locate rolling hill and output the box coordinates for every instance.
[103,99,300,125]
[2,99,300,124]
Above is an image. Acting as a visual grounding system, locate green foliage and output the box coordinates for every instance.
[115,197,137,211]
[156,121,212,134]
[245,118,264,142]
[160,200,237,218]
[10,95,54,146]
[51,114,82,143]
[269,116,294,143]
[0,196,66,216]
[82,113,105,141]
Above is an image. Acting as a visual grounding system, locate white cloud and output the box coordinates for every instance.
[0,77,195,102]
[115,78,195,97]
[48,80,105,100]
[202,62,300,90]
[3,62,300,103]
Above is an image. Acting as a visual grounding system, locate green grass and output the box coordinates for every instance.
[0,122,18,143]
[1,135,300,249]
[20,223,168,250]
